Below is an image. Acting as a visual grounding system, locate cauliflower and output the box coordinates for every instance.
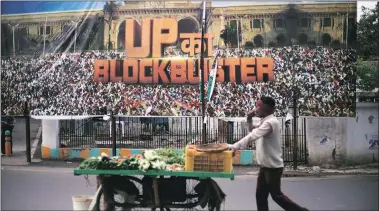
[151,160,167,170]
[144,150,159,161]
[138,159,151,171]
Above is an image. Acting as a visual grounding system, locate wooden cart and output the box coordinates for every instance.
[74,169,234,211]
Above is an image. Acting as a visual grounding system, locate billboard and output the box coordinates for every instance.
[1,1,357,117]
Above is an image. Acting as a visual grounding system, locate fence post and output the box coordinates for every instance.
[304,118,308,165]
[292,96,298,170]
[24,102,31,162]
[111,112,116,157]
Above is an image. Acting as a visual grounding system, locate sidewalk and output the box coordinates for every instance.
[1,118,42,167]
[1,153,41,167]
[234,163,379,177]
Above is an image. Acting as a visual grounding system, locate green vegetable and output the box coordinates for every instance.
[78,148,185,170]
[154,148,185,165]
[79,158,100,170]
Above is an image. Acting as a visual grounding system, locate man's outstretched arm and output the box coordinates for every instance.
[231,121,272,150]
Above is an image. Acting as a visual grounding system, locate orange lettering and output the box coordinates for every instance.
[240,58,257,83]
[224,58,240,83]
[152,19,178,58]
[171,60,187,84]
[153,59,169,83]
[256,57,274,82]
[93,57,274,84]
[139,59,153,83]
[125,19,151,58]
[216,58,225,82]
[180,33,202,57]
[123,59,138,83]
[187,59,199,84]
[93,60,109,83]
[110,60,122,82]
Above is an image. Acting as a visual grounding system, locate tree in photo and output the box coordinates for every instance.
[357,60,379,91]
[357,2,379,91]
[103,1,121,51]
[220,23,243,48]
[357,2,379,60]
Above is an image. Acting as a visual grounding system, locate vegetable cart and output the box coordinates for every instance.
[74,145,234,211]
[74,169,234,211]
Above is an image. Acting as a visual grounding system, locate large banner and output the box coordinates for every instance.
[1,1,357,117]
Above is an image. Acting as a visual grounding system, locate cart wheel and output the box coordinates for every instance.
[151,207,171,211]
[118,176,147,211]
[175,178,224,211]
[173,178,203,211]
[98,175,147,211]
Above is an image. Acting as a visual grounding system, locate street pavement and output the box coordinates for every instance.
[1,165,378,210]
[1,117,41,165]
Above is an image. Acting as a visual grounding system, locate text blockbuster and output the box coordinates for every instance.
[93,18,274,84]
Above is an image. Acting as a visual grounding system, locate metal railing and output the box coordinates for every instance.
[58,116,308,163]
[59,116,223,149]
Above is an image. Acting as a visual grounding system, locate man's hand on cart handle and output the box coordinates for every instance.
[228,144,236,157]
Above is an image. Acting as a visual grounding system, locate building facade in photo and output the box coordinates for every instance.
[1,1,356,54]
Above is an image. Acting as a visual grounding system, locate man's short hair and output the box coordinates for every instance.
[260,96,276,108]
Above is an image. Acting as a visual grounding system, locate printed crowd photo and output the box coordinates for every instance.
[1,1,357,117]
[2,1,379,211]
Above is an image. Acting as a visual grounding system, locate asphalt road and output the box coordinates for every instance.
[1,166,378,210]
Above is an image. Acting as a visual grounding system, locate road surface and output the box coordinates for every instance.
[1,165,378,210]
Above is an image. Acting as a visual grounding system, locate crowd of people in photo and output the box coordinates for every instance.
[1,46,356,117]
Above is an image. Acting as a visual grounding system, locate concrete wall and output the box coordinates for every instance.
[39,147,254,166]
[41,120,60,158]
[305,102,378,166]
[347,103,379,164]
[306,117,349,166]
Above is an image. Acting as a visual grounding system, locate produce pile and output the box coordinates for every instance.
[79,148,185,171]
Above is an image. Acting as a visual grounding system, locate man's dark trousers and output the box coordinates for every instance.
[256,167,305,211]
[1,127,13,154]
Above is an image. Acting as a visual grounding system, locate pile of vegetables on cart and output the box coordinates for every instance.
[79,148,185,171]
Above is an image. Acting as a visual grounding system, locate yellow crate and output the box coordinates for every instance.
[184,145,233,173]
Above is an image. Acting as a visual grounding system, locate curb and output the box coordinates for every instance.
[1,158,42,167]
[243,170,379,177]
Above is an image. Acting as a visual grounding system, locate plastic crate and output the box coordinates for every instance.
[184,145,233,173]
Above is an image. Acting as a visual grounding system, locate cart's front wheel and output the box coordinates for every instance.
[151,207,171,211]
[171,178,222,211]
[96,175,147,211]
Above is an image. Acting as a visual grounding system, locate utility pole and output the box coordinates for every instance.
[200,0,207,144]
[24,102,31,162]
[111,111,116,156]
[107,105,117,156]
[345,3,349,48]
[292,89,298,170]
